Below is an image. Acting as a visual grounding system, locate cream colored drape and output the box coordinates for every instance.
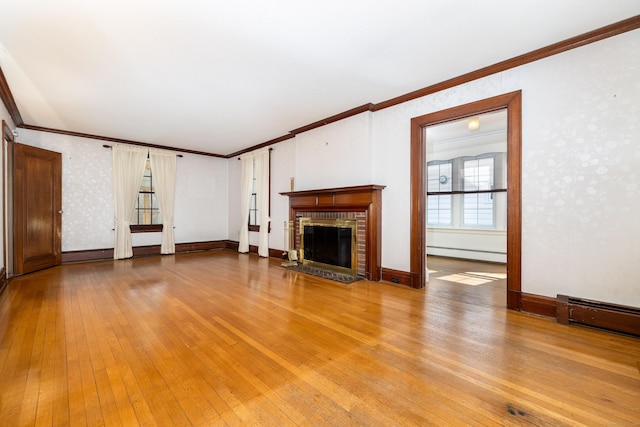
[254,149,270,257]
[238,148,270,256]
[149,149,177,254]
[238,153,254,253]
[112,144,147,259]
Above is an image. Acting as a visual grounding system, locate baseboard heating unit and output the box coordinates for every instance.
[557,295,640,336]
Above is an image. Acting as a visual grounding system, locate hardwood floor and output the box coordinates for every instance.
[0,250,638,426]
[427,255,507,309]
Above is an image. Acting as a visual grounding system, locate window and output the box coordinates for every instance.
[427,161,453,226]
[463,157,495,227]
[131,158,163,232]
[247,150,271,232]
[249,160,259,230]
[427,152,505,229]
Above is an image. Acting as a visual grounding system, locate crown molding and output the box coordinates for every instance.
[2,120,14,143]
[238,15,640,154]
[4,15,640,157]
[18,124,226,158]
[289,103,375,135]
[0,67,23,127]
[431,129,507,149]
[374,14,640,111]
[225,133,294,159]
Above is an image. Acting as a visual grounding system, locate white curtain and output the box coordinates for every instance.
[254,149,270,257]
[112,144,148,259]
[238,152,254,253]
[149,149,177,254]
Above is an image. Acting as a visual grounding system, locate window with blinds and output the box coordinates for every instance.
[427,152,506,229]
[462,156,495,226]
[427,161,453,226]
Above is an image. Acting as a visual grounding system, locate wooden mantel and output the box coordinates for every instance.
[281,185,385,281]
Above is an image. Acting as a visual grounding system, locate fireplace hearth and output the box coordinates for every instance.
[283,264,363,284]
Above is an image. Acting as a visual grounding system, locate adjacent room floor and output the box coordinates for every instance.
[426,255,507,308]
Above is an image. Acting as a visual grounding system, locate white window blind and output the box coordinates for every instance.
[427,152,506,229]
[463,157,495,226]
[427,161,453,226]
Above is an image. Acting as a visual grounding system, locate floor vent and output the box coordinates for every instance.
[557,295,640,336]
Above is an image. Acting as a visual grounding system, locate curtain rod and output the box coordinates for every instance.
[238,147,273,160]
[103,144,183,157]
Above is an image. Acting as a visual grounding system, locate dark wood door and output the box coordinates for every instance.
[13,143,62,275]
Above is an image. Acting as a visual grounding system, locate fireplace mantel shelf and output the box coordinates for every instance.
[282,184,385,281]
[280,184,386,198]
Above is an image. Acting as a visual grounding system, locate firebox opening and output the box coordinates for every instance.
[304,226,352,268]
[299,218,358,276]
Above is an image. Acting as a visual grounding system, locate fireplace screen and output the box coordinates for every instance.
[299,218,358,276]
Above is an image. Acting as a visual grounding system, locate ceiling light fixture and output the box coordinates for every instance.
[467,117,480,130]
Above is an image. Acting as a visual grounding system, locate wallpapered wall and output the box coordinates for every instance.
[17,130,114,251]
[512,31,640,305]
[15,130,229,252]
[254,29,640,306]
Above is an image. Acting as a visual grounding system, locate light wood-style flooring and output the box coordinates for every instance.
[1,250,638,426]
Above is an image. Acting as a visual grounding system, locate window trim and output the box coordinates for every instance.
[130,224,163,233]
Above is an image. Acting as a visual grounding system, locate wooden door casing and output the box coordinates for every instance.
[13,143,62,274]
[410,91,522,309]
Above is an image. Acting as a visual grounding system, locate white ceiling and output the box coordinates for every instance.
[427,110,507,151]
[1,1,639,156]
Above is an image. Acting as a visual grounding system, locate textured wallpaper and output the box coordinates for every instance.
[514,30,640,305]
[370,30,640,306]
[16,130,114,251]
[16,129,229,252]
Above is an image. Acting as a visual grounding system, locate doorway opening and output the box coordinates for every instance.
[425,110,508,306]
[410,91,522,310]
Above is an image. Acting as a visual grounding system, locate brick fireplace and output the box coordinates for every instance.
[281,185,385,281]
